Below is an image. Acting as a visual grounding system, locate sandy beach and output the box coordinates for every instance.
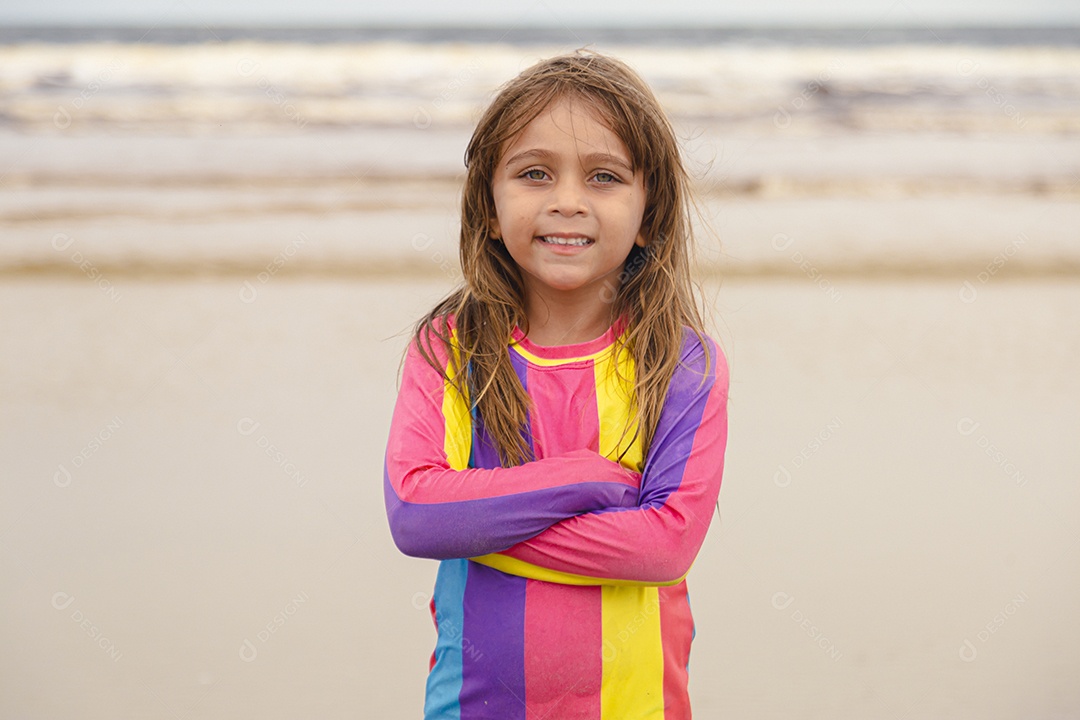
[2,273,1078,717]
[2,29,1079,718]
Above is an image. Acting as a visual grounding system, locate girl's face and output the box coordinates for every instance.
[489,96,646,313]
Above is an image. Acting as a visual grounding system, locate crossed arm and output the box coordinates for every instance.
[472,337,729,586]
[383,336,642,560]
[383,330,729,585]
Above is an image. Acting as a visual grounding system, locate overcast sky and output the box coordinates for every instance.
[2,0,1078,25]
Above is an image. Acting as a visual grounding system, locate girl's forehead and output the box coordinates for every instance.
[497,96,632,163]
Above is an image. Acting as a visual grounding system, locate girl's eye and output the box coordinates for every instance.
[594,171,619,184]
[522,169,547,181]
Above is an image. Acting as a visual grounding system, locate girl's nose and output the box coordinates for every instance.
[548,177,588,216]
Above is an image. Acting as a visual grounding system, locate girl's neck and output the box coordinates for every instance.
[522,292,617,347]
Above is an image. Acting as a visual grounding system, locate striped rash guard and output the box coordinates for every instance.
[384,317,729,719]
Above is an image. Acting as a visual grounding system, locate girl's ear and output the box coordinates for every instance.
[635,198,650,247]
[634,220,648,248]
[489,217,501,240]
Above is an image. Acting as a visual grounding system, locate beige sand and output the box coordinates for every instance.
[1,273,1076,717]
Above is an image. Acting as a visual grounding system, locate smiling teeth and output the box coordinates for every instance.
[540,236,591,246]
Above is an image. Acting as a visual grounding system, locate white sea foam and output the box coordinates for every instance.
[2,41,1079,131]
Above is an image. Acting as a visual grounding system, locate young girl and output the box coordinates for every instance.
[384,49,730,719]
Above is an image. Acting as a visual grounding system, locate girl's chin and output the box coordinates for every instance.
[526,275,610,297]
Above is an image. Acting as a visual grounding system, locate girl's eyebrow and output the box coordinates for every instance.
[504,148,632,173]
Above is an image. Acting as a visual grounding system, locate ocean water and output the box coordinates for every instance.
[1,27,1079,134]
[1,24,1078,277]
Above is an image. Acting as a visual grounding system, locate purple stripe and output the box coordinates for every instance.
[384,469,638,559]
[638,332,717,507]
[460,562,527,719]
[456,353,529,717]
[470,408,503,471]
[468,350,534,470]
[510,350,535,461]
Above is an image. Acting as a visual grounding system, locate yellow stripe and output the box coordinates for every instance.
[595,339,663,715]
[509,339,618,367]
[441,329,472,471]
[593,342,643,472]
[470,553,688,587]
[601,585,666,718]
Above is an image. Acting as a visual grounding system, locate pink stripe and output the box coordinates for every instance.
[524,580,602,719]
[387,454,638,505]
[659,582,693,717]
[526,362,601,460]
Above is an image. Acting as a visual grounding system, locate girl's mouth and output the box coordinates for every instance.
[536,236,593,247]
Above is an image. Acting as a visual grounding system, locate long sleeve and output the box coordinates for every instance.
[470,334,729,586]
[384,326,642,561]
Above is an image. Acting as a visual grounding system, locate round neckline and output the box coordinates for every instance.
[510,316,627,361]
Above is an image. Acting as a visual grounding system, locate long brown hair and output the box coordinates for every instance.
[414,48,710,467]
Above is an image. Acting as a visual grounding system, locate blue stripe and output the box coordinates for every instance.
[425,558,469,719]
